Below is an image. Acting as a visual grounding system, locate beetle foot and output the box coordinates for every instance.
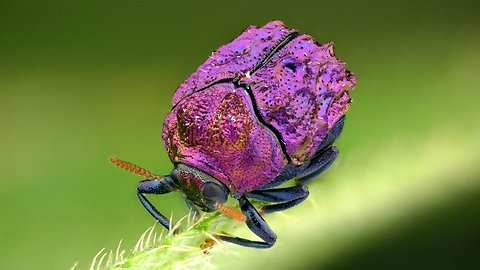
[172,227,181,235]
[258,207,266,217]
[201,232,227,254]
[201,237,216,254]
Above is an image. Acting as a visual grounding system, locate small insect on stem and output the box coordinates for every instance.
[110,156,162,180]
[215,202,246,222]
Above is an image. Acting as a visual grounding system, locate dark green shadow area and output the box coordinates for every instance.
[315,175,480,270]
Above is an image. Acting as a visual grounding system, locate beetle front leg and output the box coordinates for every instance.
[137,177,177,230]
[185,198,200,220]
[218,196,276,248]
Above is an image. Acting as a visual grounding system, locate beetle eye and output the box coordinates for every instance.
[202,182,228,204]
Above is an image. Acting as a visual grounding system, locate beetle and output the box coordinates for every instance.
[112,20,356,248]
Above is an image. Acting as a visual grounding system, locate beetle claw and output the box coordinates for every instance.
[259,207,266,217]
[201,237,216,254]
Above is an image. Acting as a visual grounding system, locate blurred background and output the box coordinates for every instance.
[1,0,479,269]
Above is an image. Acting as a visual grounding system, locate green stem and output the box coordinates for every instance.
[86,212,238,270]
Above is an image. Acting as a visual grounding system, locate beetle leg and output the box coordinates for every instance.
[185,198,200,220]
[260,117,344,189]
[315,115,345,155]
[261,163,307,189]
[262,146,339,189]
[137,177,177,230]
[245,185,309,215]
[218,196,277,248]
[247,185,308,203]
[246,146,337,215]
[295,146,338,185]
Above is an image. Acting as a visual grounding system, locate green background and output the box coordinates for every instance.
[1,0,479,269]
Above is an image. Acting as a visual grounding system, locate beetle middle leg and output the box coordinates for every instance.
[137,177,178,230]
[295,146,338,185]
[245,146,339,214]
[260,145,339,190]
[245,185,309,215]
[218,196,277,248]
[260,117,345,189]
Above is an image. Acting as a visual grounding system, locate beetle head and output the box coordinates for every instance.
[170,163,229,212]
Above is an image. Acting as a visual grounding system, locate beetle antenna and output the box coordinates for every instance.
[215,202,246,222]
[110,156,162,180]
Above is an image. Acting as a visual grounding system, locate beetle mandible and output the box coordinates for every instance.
[112,20,356,248]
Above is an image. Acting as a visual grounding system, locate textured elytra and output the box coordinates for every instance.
[242,35,356,164]
[163,21,356,193]
[172,20,292,105]
[163,83,286,193]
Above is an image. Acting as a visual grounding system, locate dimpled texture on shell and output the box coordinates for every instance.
[241,34,356,164]
[163,83,286,193]
[172,20,292,105]
[163,21,356,192]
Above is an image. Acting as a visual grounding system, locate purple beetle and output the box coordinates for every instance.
[112,21,356,248]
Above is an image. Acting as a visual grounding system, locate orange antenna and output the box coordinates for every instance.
[110,156,162,180]
[215,202,246,222]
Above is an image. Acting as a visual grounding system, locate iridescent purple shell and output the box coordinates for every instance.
[163,21,356,194]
